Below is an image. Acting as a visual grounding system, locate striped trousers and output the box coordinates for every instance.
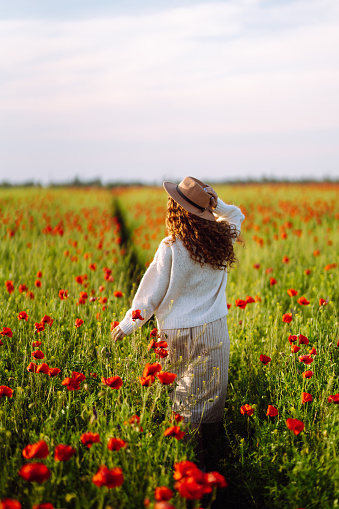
[160,316,230,424]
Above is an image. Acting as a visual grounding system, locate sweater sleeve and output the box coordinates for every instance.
[118,239,172,335]
[213,198,245,235]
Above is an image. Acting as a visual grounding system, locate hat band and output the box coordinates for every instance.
[176,185,206,212]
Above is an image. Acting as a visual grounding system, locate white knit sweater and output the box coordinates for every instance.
[118,198,245,335]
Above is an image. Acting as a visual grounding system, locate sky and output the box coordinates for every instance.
[0,0,339,184]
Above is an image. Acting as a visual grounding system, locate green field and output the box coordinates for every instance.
[0,184,338,509]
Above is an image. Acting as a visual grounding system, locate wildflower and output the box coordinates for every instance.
[89,263,96,271]
[288,335,298,344]
[124,415,143,432]
[235,299,246,309]
[0,386,13,398]
[62,372,86,390]
[143,362,162,377]
[309,347,317,355]
[172,412,184,423]
[155,347,169,359]
[32,341,42,347]
[33,504,54,509]
[26,291,35,300]
[245,296,255,304]
[59,289,68,300]
[113,291,123,298]
[156,371,177,384]
[75,318,84,328]
[36,363,50,374]
[298,296,310,306]
[92,465,124,488]
[0,500,22,509]
[35,280,42,288]
[291,345,301,353]
[101,376,123,390]
[254,295,261,302]
[299,355,314,365]
[204,471,228,489]
[302,370,313,379]
[164,426,185,440]
[286,418,304,435]
[282,313,293,323]
[22,440,49,459]
[282,256,289,264]
[99,285,105,292]
[265,267,273,274]
[18,311,28,321]
[54,444,76,461]
[319,298,328,306]
[41,316,53,326]
[81,432,100,448]
[150,328,159,337]
[313,249,320,257]
[132,309,144,321]
[253,263,260,269]
[259,354,271,365]
[328,394,339,404]
[266,405,278,417]
[107,437,127,451]
[139,375,154,387]
[27,362,37,372]
[227,303,232,309]
[287,288,298,297]
[18,463,51,483]
[32,350,44,360]
[304,269,311,275]
[5,281,14,294]
[35,322,45,333]
[0,327,13,338]
[301,392,313,404]
[48,367,61,377]
[270,277,277,286]
[155,487,173,501]
[19,284,28,293]
[240,404,254,416]
[298,334,309,345]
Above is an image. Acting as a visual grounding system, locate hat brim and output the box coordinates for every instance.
[163,180,216,222]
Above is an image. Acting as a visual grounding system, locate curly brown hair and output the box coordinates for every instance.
[165,197,240,270]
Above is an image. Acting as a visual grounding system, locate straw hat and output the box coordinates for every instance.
[163,176,216,221]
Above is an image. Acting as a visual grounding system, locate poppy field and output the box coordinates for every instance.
[0,183,338,509]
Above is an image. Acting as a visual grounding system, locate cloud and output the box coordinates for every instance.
[0,0,339,181]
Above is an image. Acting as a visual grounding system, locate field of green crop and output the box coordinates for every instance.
[0,184,338,509]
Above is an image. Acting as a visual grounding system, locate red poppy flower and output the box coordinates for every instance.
[319,298,328,306]
[301,392,313,404]
[62,371,86,390]
[164,426,185,440]
[124,415,143,431]
[32,350,44,360]
[297,296,310,306]
[259,354,271,365]
[298,334,309,345]
[291,345,301,353]
[299,355,314,365]
[107,437,126,451]
[172,412,184,423]
[270,277,277,286]
[92,465,124,488]
[48,367,61,377]
[74,318,84,328]
[287,288,298,297]
[80,432,100,448]
[36,271,42,278]
[33,504,54,509]
[240,404,254,416]
[35,280,42,288]
[204,471,228,489]
[41,316,53,326]
[143,362,162,377]
[132,309,144,321]
[0,386,13,398]
[227,303,232,309]
[266,405,278,417]
[18,463,51,483]
[59,289,68,300]
[36,363,50,374]
[156,371,177,385]
[155,487,173,501]
[308,347,317,355]
[101,376,123,390]
[282,256,290,264]
[282,313,293,323]
[139,375,155,386]
[304,269,311,275]
[99,285,105,292]
[235,299,247,309]
[54,444,76,461]
[32,341,42,347]
[0,327,13,338]
[150,328,159,337]
[253,263,260,269]
[155,347,169,359]
[174,475,207,500]
[328,394,339,404]
[245,296,255,304]
[26,291,35,300]
[313,249,320,257]
[0,499,22,509]
[34,322,45,333]
[113,291,123,298]
[5,281,15,294]
[286,418,304,435]
[18,311,28,321]
[27,362,37,372]
[288,335,298,344]
[22,440,49,459]
[303,370,314,379]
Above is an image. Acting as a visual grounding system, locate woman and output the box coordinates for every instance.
[112,177,245,463]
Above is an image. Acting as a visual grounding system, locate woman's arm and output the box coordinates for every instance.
[112,239,172,341]
[203,185,245,234]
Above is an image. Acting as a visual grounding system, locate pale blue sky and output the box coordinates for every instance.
[0,0,338,183]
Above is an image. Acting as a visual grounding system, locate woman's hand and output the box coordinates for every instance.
[204,186,218,209]
[111,325,126,342]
